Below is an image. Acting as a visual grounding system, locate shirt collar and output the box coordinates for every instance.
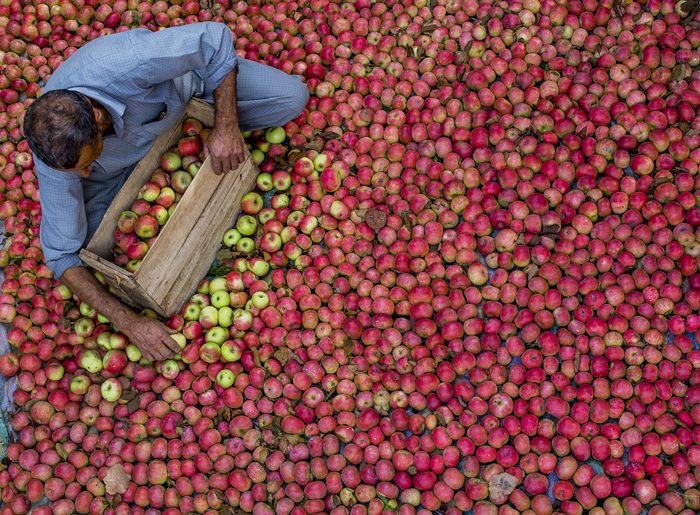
[67,87,126,136]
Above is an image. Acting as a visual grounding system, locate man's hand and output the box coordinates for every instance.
[121,313,181,362]
[203,125,246,175]
[61,266,181,363]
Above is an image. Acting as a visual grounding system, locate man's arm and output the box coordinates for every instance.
[203,68,246,175]
[61,266,181,361]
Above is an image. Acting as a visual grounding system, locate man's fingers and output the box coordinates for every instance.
[164,336,181,354]
[212,157,223,175]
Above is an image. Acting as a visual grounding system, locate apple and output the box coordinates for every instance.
[81,350,104,373]
[149,205,169,225]
[209,277,227,293]
[236,215,258,236]
[103,349,128,374]
[199,306,219,329]
[117,211,138,234]
[156,187,176,208]
[218,307,233,327]
[313,153,331,171]
[223,229,242,248]
[211,291,230,309]
[182,118,203,136]
[74,317,95,338]
[251,291,270,309]
[161,152,182,172]
[205,327,227,345]
[178,136,203,156]
[97,314,110,324]
[171,171,192,194]
[171,333,187,349]
[247,257,269,277]
[96,332,112,351]
[101,378,122,402]
[260,233,282,253]
[221,340,242,362]
[265,126,286,144]
[135,215,159,239]
[256,173,273,191]
[200,342,222,363]
[250,149,265,166]
[126,259,142,273]
[217,369,235,388]
[182,302,201,322]
[188,162,201,177]
[125,344,142,362]
[139,182,161,202]
[233,309,253,331]
[236,238,255,253]
[109,333,128,350]
[70,375,91,395]
[161,359,180,380]
[45,362,64,381]
[127,242,149,260]
[294,157,314,177]
[241,192,263,215]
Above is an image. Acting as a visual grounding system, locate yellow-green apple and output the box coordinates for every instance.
[256,173,272,191]
[221,340,242,362]
[236,238,255,253]
[216,369,235,388]
[233,309,253,331]
[251,291,270,309]
[218,306,233,327]
[223,228,241,248]
[182,302,201,322]
[96,332,112,351]
[161,359,180,380]
[236,215,257,236]
[265,126,285,144]
[209,277,227,293]
[139,182,161,202]
[109,333,128,350]
[247,257,269,277]
[250,149,264,165]
[125,344,142,362]
[205,327,227,345]
[211,290,229,309]
[80,349,103,373]
[156,187,175,208]
[70,375,90,394]
[118,211,138,234]
[126,259,141,273]
[199,342,221,363]
[101,378,122,402]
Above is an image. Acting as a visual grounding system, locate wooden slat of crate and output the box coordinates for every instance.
[79,98,258,316]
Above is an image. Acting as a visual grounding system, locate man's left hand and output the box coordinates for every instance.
[203,125,246,175]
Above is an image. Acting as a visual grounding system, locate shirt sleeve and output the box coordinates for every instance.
[35,160,89,279]
[130,22,237,95]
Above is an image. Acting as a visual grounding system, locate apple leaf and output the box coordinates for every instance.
[127,396,140,415]
[104,464,129,495]
[365,208,387,231]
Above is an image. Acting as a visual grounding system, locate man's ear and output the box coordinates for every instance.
[93,107,103,126]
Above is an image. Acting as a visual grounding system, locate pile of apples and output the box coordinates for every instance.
[3,0,700,515]
[112,118,207,271]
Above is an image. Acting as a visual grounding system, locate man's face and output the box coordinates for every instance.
[56,132,103,178]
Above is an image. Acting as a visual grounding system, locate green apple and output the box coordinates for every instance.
[199,306,219,329]
[141,309,158,319]
[241,131,251,138]
[79,302,95,318]
[256,173,273,191]
[250,149,265,165]
[313,152,331,172]
[205,326,227,345]
[236,215,258,236]
[199,342,221,363]
[221,340,242,362]
[171,333,187,349]
[101,378,122,402]
[223,228,242,248]
[209,277,228,294]
[236,238,255,253]
[80,350,103,373]
[218,307,233,327]
[251,291,270,309]
[265,126,286,144]
[96,332,112,351]
[97,313,110,324]
[211,291,230,309]
[125,344,142,362]
[216,369,235,388]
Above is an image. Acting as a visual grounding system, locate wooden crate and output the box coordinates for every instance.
[79,98,259,317]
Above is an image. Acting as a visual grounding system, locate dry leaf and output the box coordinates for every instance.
[251,348,262,368]
[403,214,413,233]
[56,443,68,460]
[104,464,129,495]
[436,412,447,426]
[274,348,290,366]
[365,208,387,231]
[574,350,581,374]
[127,396,140,415]
[489,473,518,498]
[343,340,354,360]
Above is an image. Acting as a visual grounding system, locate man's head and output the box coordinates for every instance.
[24,89,105,177]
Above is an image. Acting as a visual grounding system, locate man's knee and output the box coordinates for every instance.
[285,77,310,120]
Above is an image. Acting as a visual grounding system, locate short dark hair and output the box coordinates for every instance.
[24,89,99,170]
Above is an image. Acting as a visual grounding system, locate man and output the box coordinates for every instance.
[24,22,309,361]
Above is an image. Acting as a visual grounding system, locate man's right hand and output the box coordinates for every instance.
[121,313,181,362]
